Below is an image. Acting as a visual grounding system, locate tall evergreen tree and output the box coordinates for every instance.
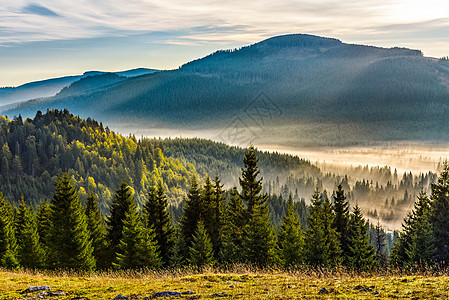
[430,163,449,264]
[85,192,108,269]
[180,175,203,260]
[278,194,304,267]
[211,176,225,258]
[143,180,175,266]
[106,181,134,266]
[114,201,161,269]
[15,197,45,268]
[36,199,52,251]
[0,192,19,268]
[332,185,350,264]
[188,220,215,268]
[48,173,95,270]
[220,187,246,263]
[240,146,278,266]
[347,205,375,271]
[322,193,341,266]
[304,188,328,266]
[373,219,387,268]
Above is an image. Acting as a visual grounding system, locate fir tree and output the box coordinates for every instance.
[322,193,341,266]
[85,192,108,269]
[278,194,304,267]
[48,173,95,270]
[188,220,215,268]
[143,180,175,266]
[180,175,203,260]
[15,197,45,268]
[430,163,449,264]
[114,201,161,269]
[220,187,246,263]
[0,192,19,268]
[106,181,134,266]
[212,175,225,258]
[332,185,350,263]
[304,188,327,266]
[347,205,375,271]
[240,147,278,266]
[373,219,387,268]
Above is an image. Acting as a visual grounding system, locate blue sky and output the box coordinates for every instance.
[1,0,449,87]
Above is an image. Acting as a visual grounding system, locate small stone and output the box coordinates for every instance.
[27,286,51,292]
[318,288,329,295]
[182,290,194,295]
[229,285,235,288]
[153,291,182,297]
[114,294,129,299]
[372,290,380,295]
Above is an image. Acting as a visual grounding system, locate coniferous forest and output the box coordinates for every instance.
[0,109,448,271]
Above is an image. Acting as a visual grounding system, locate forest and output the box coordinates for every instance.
[0,109,447,271]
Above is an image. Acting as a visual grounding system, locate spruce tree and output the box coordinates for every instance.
[85,192,108,269]
[180,175,203,260]
[48,173,95,270]
[332,185,350,264]
[240,146,278,266]
[106,181,134,266]
[278,194,304,267]
[15,197,45,268]
[220,187,246,263]
[143,180,175,266]
[322,193,341,266]
[188,220,215,268]
[373,219,387,268]
[212,176,225,258]
[114,201,161,269]
[36,199,52,251]
[304,188,327,266]
[347,205,375,271]
[0,192,19,268]
[430,163,449,264]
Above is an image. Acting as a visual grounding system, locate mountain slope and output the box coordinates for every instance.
[4,34,449,146]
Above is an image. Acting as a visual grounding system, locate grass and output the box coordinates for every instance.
[1,266,449,299]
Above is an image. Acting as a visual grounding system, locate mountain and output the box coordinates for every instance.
[4,34,449,147]
[0,68,158,107]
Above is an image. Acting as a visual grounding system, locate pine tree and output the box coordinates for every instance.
[143,180,175,266]
[188,220,215,268]
[36,199,52,252]
[114,201,161,269]
[430,163,449,264]
[332,185,350,264]
[347,205,375,271]
[220,187,246,263]
[212,176,225,258]
[373,219,387,268]
[322,193,341,266]
[278,194,304,267]
[48,173,95,270]
[180,175,203,260]
[85,192,108,269]
[304,188,328,266]
[240,146,278,266]
[106,181,134,266]
[15,197,45,268]
[0,192,19,268]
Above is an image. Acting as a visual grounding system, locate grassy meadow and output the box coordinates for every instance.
[1,267,449,299]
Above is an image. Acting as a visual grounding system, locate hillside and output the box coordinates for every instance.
[0,109,317,212]
[4,34,449,147]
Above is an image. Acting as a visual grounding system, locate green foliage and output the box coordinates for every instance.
[347,205,375,271]
[36,199,52,253]
[188,220,216,268]
[278,195,304,266]
[240,146,264,217]
[143,179,175,266]
[85,192,108,269]
[0,193,19,268]
[106,181,134,266]
[332,185,350,263]
[15,197,45,268]
[114,201,161,269]
[47,173,95,270]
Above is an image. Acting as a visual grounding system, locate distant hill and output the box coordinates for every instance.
[4,34,449,147]
[0,68,158,107]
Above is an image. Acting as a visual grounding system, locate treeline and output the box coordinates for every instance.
[0,146,385,271]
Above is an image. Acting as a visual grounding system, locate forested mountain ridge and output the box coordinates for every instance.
[0,109,317,212]
[4,34,449,146]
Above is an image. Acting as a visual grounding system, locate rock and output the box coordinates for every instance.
[153,291,182,297]
[213,292,227,297]
[27,286,51,292]
[318,288,329,295]
[49,291,66,296]
[372,290,380,295]
[114,294,129,299]
[359,287,373,292]
[182,290,195,295]
[229,285,235,288]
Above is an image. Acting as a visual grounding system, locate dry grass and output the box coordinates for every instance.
[1,266,449,299]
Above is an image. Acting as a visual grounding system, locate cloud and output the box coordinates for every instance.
[21,3,60,17]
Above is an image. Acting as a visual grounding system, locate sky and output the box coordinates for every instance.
[1,0,449,87]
